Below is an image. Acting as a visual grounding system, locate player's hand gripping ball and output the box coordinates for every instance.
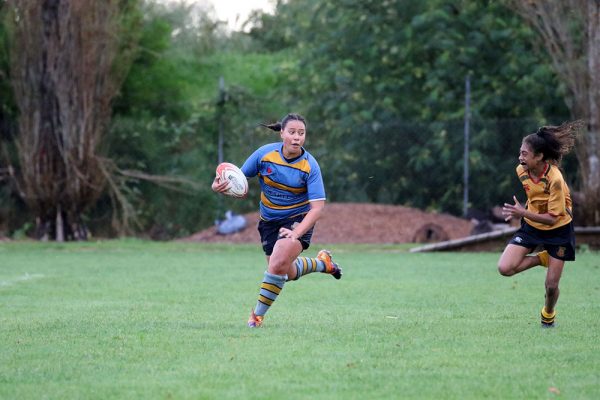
[216,162,248,198]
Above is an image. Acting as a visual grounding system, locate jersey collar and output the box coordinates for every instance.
[529,162,550,184]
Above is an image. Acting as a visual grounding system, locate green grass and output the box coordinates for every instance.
[1,240,599,399]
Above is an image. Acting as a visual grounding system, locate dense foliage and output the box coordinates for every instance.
[248,0,570,214]
[0,0,577,239]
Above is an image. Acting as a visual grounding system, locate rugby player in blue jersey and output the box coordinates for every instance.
[212,113,342,327]
[498,120,582,328]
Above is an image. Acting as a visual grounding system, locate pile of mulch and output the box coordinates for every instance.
[181,203,474,244]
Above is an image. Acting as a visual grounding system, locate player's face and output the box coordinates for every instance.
[280,120,306,158]
[518,142,543,172]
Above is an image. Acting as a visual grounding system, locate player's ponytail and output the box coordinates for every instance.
[259,122,282,132]
[524,120,583,164]
[260,113,307,133]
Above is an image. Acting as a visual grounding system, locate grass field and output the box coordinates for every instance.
[1,240,599,399]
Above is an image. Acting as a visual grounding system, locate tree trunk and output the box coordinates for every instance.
[55,204,64,242]
[510,0,600,225]
[583,0,600,224]
[7,0,138,239]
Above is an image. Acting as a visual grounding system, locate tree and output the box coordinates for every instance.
[255,0,569,214]
[509,0,600,225]
[4,0,140,240]
[107,1,279,238]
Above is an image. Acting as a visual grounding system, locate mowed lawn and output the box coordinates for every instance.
[1,240,599,399]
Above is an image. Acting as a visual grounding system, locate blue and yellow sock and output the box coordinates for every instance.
[292,256,327,280]
[254,272,286,317]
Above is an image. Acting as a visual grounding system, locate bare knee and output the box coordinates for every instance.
[269,239,302,273]
[497,262,515,277]
[497,244,530,277]
[268,256,289,276]
[267,248,296,276]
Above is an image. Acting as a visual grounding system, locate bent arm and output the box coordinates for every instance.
[293,200,324,236]
[520,210,558,226]
[503,196,558,226]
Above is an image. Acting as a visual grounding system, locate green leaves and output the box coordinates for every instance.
[247,0,569,214]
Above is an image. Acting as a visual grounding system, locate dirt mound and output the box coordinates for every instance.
[182,203,474,244]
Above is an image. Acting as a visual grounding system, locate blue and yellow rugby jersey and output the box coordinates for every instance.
[241,142,326,221]
[516,163,572,230]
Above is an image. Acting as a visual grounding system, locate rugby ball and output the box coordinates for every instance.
[216,162,248,198]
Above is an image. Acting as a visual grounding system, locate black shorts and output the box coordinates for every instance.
[509,220,575,261]
[257,214,314,256]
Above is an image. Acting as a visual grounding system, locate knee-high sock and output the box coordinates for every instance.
[292,256,326,280]
[254,272,287,316]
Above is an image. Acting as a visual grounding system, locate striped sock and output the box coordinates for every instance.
[292,256,327,280]
[541,306,556,326]
[254,272,287,317]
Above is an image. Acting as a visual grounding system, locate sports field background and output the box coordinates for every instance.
[1,241,599,399]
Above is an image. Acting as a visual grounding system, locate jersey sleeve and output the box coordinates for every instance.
[240,148,261,178]
[307,158,326,201]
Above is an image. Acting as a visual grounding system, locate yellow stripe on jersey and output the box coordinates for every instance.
[261,192,310,210]
[263,175,307,194]
[261,151,312,173]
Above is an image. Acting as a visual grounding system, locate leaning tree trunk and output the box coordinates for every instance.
[7,0,136,240]
[583,0,600,223]
[510,0,600,225]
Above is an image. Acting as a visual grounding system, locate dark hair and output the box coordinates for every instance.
[523,120,584,164]
[260,113,307,132]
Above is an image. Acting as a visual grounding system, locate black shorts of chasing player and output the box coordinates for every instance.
[258,214,314,256]
[509,219,575,261]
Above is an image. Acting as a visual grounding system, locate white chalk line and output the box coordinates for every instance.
[0,273,45,288]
